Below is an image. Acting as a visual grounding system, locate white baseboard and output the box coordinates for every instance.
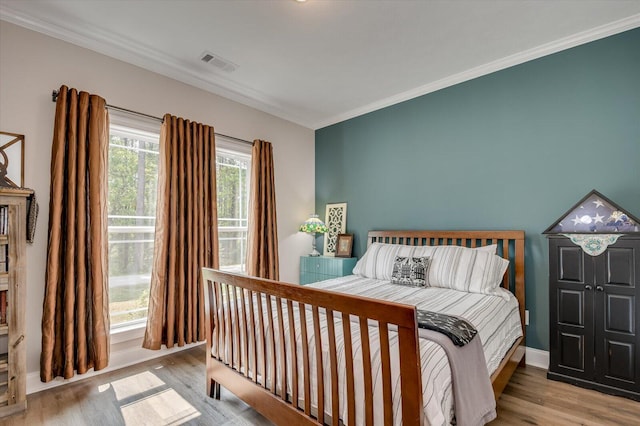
[27,341,203,395]
[525,346,549,369]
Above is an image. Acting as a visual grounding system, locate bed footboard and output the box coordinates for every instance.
[202,268,424,426]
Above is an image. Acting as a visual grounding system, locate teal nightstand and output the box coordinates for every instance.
[299,256,357,285]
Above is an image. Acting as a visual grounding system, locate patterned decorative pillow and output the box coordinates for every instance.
[427,245,509,297]
[390,256,430,287]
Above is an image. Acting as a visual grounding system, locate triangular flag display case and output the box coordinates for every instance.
[544,189,640,234]
[545,189,640,401]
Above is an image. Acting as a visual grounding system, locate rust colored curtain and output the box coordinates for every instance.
[41,85,110,382]
[246,140,279,280]
[142,115,219,349]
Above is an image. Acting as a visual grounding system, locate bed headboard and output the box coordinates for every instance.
[367,230,526,341]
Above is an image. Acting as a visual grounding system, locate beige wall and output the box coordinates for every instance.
[0,22,315,387]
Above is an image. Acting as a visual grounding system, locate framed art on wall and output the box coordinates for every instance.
[335,234,353,258]
[0,132,24,188]
[324,203,347,256]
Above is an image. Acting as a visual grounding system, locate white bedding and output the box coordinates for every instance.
[306,275,523,425]
[213,275,522,425]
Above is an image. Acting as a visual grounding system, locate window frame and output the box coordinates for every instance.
[105,118,252,336]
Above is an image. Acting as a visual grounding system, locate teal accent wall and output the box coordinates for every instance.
[315,28,640,351]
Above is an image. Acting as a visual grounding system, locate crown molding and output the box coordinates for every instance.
[0,4,314,128]
[312,13,640,130]
[2,4,638,131]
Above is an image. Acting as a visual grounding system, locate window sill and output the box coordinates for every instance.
[110,321,146,345]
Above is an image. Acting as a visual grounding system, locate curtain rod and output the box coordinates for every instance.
[51,89,254,146]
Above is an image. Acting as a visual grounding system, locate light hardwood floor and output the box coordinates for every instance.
[2,345,639,425]
[2,345,271,426]
[492,366,640,425]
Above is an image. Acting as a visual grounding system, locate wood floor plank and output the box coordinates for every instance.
[4,346,639,425]
[491,366,640,426]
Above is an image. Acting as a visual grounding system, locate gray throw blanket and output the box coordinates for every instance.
[370,317,496,426]
[417,327,496,426]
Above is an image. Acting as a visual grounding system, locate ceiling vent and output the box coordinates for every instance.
[200,51,237,73]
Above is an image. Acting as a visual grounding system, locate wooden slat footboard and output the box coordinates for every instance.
[203,268,425,426]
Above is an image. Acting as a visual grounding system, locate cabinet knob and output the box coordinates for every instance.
[584,284,593,291]
[596,285,604,292]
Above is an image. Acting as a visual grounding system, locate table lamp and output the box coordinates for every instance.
[299,214,328,256]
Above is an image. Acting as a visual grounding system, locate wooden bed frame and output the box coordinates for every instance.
[203,230,525,425]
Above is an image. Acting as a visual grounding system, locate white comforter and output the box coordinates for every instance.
[214,275,522,425]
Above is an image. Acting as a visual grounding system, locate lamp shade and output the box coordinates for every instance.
[299,214,328,234]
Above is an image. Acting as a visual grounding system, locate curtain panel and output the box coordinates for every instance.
[41,85,110,382]
[143,115,219,350]
[246,140,279,280]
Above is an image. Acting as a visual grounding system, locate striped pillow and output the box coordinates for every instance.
[353,243,509,295]
[353,243,434,280]
[427,246,509,296]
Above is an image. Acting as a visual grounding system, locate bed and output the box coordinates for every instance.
[203,230,526,425]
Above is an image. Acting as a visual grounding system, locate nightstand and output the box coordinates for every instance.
[299,256,357,285]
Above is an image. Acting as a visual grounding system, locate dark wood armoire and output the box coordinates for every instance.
[545,190,640,401]
[548,235,640,400]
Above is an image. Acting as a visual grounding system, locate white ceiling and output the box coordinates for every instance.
[2,0,640,129]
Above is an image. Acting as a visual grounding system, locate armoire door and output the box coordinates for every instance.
[593,237,640,393]
[549,237,595,380]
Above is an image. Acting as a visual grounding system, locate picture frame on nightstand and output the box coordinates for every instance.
[335,234,353,257]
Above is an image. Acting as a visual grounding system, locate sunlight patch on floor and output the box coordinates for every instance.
[120,388,201,425]
[110,370,166,401]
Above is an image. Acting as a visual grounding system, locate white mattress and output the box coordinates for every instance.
[306,275,523,425]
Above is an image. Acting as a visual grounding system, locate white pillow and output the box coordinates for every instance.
[427,245,509,296]
[353,242,500,281]
[476,244,497,254]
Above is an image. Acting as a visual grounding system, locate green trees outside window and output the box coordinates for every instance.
[108,127,159,327]
[107,127,251,328]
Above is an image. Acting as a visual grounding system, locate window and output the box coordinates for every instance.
[107,125,250,330]
[216,138,251,273]
[108,123,159,329]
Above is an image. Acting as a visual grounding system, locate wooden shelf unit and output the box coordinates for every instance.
[0,187,30,417]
